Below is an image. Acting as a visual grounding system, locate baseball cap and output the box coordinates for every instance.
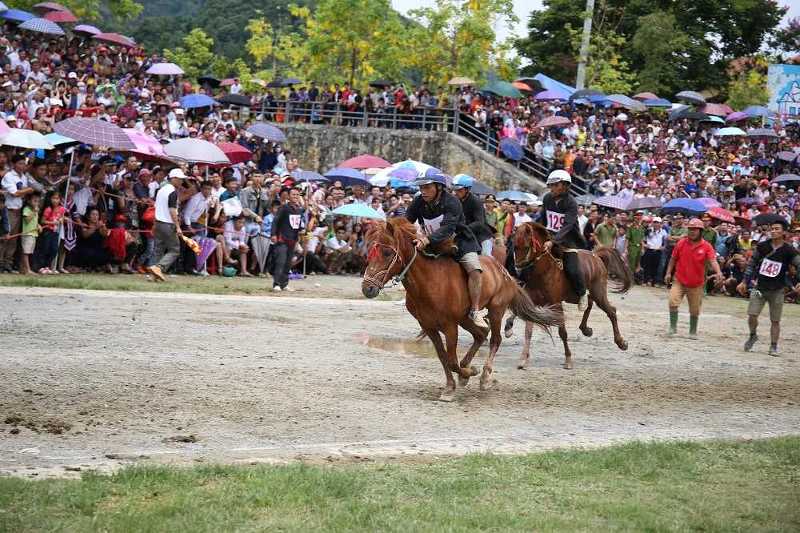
[169,168,188,179]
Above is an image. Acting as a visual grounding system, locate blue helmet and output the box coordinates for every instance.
[415,168,449,187]
[452,174,475,190]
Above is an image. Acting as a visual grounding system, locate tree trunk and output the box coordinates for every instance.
[350,46,357,87]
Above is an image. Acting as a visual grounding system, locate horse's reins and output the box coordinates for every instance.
[514,232,564,272]
[363,241,418,289]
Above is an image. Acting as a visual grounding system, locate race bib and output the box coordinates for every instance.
[546,211,565,232]
[289,214,302,229]
[422,215,443,235]
[759,258,782,278]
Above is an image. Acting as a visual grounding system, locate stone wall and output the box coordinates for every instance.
[281,123,544,194]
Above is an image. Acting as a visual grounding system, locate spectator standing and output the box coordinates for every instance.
[642,217,667,286]
[626,211,646,276]
[594,213,616,248]
[0,155,34,272]
[20,192,41,275]
[148,168,188,282]
[271,188,305,292]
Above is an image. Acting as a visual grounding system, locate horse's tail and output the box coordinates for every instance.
[595,246,632,293]
[510,285,564,331]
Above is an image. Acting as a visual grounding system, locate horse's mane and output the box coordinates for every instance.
[515,222,551,243]
[366,218,418,246]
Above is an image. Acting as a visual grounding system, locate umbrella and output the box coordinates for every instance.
[615,113,629,122]
[0,128,54,149]
[281,77,301,86]
[747,128,779,139]
[700,115,725,124]
[512,81,533,92]
[371,159,434,184]
[340,154,391,169]
[753,213,787,227]
[627,197,663,211]
[497,190,537,203]
[535,116,571,129]
[331,203,385,220]
[247,122,286,142]
[514,77,544,92]
[19,17,64,35]
[32,2,67,11]
[754,158,771,167]
[742,105,773,119]
[250,235,270,273]
[123,128,166,157]
[643,98,672,108]
[669,108,708,122]
[633,92,659,100]
[661,198,708,215]
[725,111,749,122]
[54,118,135,150]
[604,94,647,111]
[217,93,251,107]
[324,168,370,188]
[534,90,565,101]
[291,170,328,182]
[499,138,523,161]
[0,119,9,137]
[700,103,733,116]
[776,151,798,162]
[369,79,393,88]
[198,75,221,88]
[43,10,76,23]
[73,24,101,35]
[481,80,522,98]
[1,9,35,22]
[180,94,216,109]
[568,89,604,102]
[447,76,475,86]
[696,197,721,209]
[93,32,135,47]
[593,195,630,210]
[0,2,7,10]
[195,237,217,272]
[216,142,252,165]
[165,138,229,164]
[772,174,800,184]
[737,197,758,206]
[675,90,706,105]
[574,194,597,206]
[146,62,184,76]
[469,180,495,196]
[369,167,416,186]
[715,127,746,137]
[707,207,735,223]
[43,132,77,146]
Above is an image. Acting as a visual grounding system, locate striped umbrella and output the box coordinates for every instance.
[19,17,64,35]
[73,24,101,35]
[54,117,136,150]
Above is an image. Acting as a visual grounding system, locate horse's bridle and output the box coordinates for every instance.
[514,232,563,272]
[363,241,418,290]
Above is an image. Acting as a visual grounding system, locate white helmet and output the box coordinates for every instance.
[546,169,572,185]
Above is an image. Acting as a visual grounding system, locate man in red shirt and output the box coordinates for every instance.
[664,218,723,337]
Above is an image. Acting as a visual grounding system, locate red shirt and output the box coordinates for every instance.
[672,237,715,288]
[43,206,66,232]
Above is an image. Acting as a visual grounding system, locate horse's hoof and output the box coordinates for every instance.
[438,389,456,402]
[563,360,574,370]
[581,327,593,337]
[457,375,470,388]
[618,340,628,351]
[469,365,479,377]
[479,370,495,390]
[517,363,527,370]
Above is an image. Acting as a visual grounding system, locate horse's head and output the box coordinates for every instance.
[512,222,550,270]
[362,218,416,298]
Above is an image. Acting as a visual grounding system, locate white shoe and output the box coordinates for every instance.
[284,286,295,292]
[272,286,282,292]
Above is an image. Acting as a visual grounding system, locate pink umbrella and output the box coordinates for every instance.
[73,24,101,35]
[93,32,135,47]
[700,103,733,116]
[708,207,735,223]
[633,92,659,100]
[535,115,572,128]
[697,197,721,208]
[726,111,749,122]
[340,154,391,169]
[0,118,10,137]
[43,10,76,23]
[33,2,68,12]
[123,128,165,157]
[216,142,252,165]
[146,62,184,76]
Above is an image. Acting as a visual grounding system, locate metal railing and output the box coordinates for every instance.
[255,99,587,196]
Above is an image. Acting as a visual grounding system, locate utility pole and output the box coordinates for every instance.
[575,0,595,90]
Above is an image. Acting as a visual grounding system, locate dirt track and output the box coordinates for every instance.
[1,278,798,478]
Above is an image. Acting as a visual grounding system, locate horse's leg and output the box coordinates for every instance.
[504,312,515,338]
[518,320,534,370]
[426,328,458,402]
[559,323,573,369]
[578,296,594,337]
[480,306,504,390]
[595,294,628,350]
[443,323,479,396]
[457,319,488,387]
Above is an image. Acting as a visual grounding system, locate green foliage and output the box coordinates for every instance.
[727,71,769,110]
[163,29,220,80]
[567,25,635,94]
[631,12,691,95]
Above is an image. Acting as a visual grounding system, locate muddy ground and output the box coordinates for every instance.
[1,277,798,478]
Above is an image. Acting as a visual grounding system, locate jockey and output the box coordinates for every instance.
[451,174,495,256]
[540,169,587,309]
[407,172,488,329]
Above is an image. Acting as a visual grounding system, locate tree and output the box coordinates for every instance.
[163,29,221,80]
[567,25,635,94]
[16,0,143,21]
[726,56,769,110]
[630,12,691,96]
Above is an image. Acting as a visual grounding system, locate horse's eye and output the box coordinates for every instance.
[382,250,392,257]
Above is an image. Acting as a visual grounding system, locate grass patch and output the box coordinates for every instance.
[1,438,798,532]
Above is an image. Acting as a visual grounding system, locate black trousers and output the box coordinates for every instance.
[563,251,586,297]
[271,242,292,288]
[641,248,661,284]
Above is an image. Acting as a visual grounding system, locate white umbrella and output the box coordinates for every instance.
[164,138,229,164]
[0,128,54,149]
[715,127,747,137]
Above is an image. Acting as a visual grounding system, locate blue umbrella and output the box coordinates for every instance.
[331,203,385,220]
[499,138,523,161]
[700,115,725,124]
[643,98,672,108]
[19,17,64,36]
[497,190,538,203]
[324,167,370,188]
[389,167,417,182]
[247,122,286,142]
[661,198,708,215]
[179,94,216,109]
[44,132,78,145]
[389,178,417,190]
[604,94,647,112]
[2,9,34,22]
[742,105,773,119]
[0,2,9,11]
[291,170,327,182]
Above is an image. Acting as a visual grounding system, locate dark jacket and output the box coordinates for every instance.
[459,191,494,242]
[540,191,585,249]
[272,203,305,245]
[406,190,479,257]
[745,240,800,292]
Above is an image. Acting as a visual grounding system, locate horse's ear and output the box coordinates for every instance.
[385,219,395,235]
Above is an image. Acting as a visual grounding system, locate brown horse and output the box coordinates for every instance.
[362,218,563,401]
[507,222,631,370]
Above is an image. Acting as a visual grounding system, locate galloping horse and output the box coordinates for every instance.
[507,222,632,370]
[362,218,563,401]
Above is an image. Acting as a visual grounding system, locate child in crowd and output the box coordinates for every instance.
[21,192,41,275]
[37,190,66,274]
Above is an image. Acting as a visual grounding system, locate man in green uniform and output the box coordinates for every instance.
[626,211,646,275]
[701,214,717,247]
[594,212,617,248]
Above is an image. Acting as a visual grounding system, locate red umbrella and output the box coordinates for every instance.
[33,2,68,12]
[512,81,533,92]
[43,10,77,23]
[633,92,659,100]
[535,115,572,129]
[707,207,735,223]
[339,154,391,169]
[701,103,733,117]
[216,142,252,165]
[93,32,135,47]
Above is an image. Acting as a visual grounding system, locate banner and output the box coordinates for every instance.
[767,63,800,118]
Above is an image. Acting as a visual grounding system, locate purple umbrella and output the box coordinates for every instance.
[627,197,663,211]
[534,90,565,101]
[195,237,217,271]
[725,111,748,122]
[389,168,417,182]
[247,122,286,142]
[696,197,721,208]
[593,195,629,210]
[53,117,136,150]
[737,197,758,206]
[73,24,101,35]
[776,151,798,162]
[146,62,184,76]
[772,174,800,184]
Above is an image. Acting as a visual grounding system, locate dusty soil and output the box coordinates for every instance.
[1,278,798,478]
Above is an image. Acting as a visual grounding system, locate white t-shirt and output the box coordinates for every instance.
[155,182,177,224]
[2,170,28,210]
